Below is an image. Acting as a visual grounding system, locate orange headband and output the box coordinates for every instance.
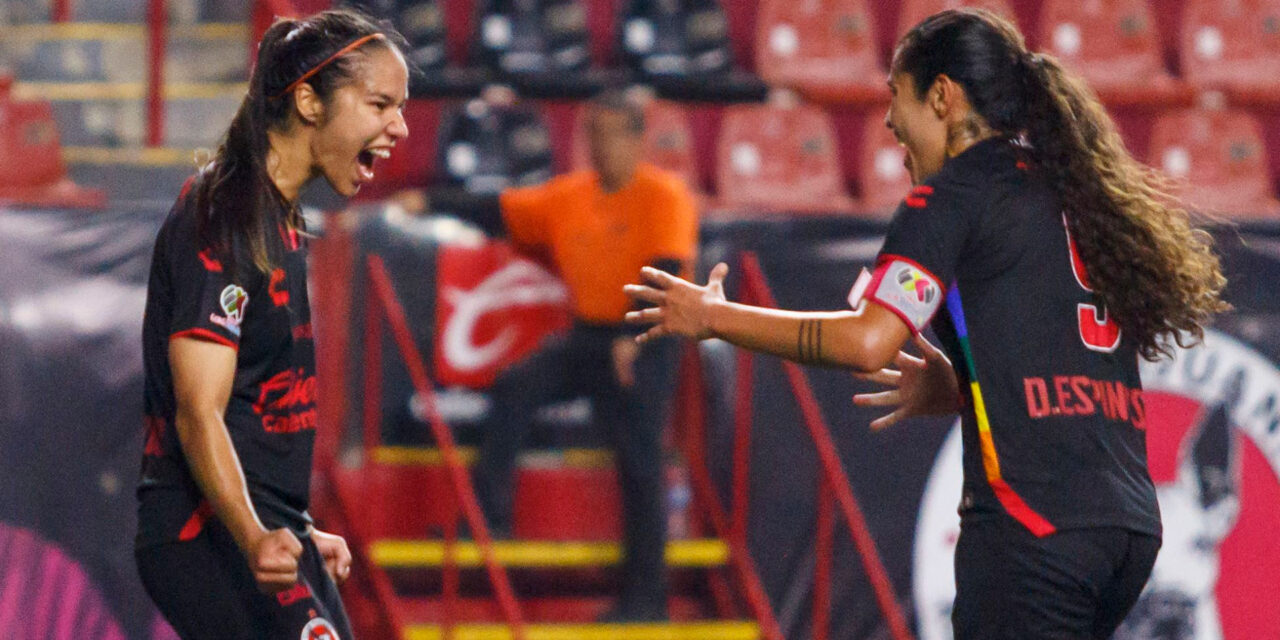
[273,33,386,99]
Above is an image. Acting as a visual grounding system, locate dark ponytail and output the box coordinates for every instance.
[894,9,1228,360]
[193,8,407,276]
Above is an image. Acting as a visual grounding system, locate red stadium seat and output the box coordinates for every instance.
[570,99,700,190]
[755,0,886,104]
[1039,0,1191,106]
[896,0,1017,38]
[1180,0,1280,104]
[0,75,102,208]
[1148,108,1280,218]
[715,100,855,214]
[855,114,913,217]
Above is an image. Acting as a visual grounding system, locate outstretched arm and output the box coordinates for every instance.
[624,263,912,373]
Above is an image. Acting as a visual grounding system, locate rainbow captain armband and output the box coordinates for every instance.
[860,256,944,333]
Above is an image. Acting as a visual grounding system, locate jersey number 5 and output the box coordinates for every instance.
[1064,215,1121,352]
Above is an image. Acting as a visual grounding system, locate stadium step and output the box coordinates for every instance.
[2,20,248,148]
[371,446,614,469]
[0,23,249,83]
[399,621,760,640]
[369,539,729,570]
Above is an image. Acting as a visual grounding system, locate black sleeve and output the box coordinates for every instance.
[165,210,257,349]
[863,176,978,333]
[429,187,505,237]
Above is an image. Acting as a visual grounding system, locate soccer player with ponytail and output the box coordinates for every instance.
[135,10,408,637]
[626,9,1227,638]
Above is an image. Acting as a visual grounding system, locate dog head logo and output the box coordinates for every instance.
[300,617,339,640]
[913,329,1280,639]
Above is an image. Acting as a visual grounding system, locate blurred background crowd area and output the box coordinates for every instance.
[1,0,1279,219]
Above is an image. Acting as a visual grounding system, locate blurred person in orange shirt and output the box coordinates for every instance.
[397,88,698,621]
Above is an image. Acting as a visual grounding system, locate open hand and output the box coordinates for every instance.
[623,263,729,345]
[852,334,959,431]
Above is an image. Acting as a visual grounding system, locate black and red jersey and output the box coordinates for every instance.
[136,180,317,548]
[863,138,1161,538]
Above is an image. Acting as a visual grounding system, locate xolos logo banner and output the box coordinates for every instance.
[434,242,570,387]
[913,329,1280,640]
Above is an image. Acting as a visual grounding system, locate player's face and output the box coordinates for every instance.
[311,46,409,197]
[885,72,947,185]
[589,108,643,189]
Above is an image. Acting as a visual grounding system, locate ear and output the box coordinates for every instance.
[291,82,325,126]
[929,74,968,122]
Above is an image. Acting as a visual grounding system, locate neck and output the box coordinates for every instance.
[599,169,635,194]
[944,115,997,159]
[265,128,313,204]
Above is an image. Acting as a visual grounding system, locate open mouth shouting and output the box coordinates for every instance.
[356,145,392,184]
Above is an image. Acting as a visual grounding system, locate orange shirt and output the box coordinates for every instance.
[500,163,698,324]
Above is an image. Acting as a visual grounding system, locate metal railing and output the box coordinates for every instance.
[362,254,528,640]
[676,251,916,640]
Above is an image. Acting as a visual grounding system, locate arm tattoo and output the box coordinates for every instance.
[797,319,824,365]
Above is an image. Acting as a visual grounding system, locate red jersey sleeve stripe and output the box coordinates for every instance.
[170,328,238,350]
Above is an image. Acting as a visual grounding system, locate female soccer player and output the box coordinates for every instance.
[626,9,1227,639]
[135,10,407,638]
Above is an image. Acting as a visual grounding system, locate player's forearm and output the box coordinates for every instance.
[174,408,267,552]
[705,302,894,372]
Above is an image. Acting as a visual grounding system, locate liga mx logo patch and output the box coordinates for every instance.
[870,259,942,332]
[300,617,340,640]
[209,284,248,336]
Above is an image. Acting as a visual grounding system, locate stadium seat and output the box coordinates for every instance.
[616,0,767,102]
[434,98,554,194]
[754,0,887,104]
[714,99,855,214]
[1180,0,1280,104]
[1039,0,1192,106]
[570,99,701,191]
[341,0,490,97]
[469,0,607,97]
[896,0,1017,39]
[855,114,913,217]
[1148,108,1280,218]
[0,75,103,208]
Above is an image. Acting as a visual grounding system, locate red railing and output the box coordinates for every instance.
[676,251,916,640]
[363,255,528,640]
[142,0,301,147]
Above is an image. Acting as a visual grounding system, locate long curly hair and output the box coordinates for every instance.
[893,9,1228,360]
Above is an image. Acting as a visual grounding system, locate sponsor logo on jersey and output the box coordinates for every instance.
[870,259,942,332]
[299,617,340,640]
[913,329,1280,639]
[209,284,248,336]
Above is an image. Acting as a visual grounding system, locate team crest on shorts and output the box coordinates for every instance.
[912,328,1280,639]
[300,617,340,640]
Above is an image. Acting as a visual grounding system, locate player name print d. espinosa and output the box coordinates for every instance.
[1023,375,1147,428]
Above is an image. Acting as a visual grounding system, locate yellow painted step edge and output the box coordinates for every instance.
[370,539,729,569]
[373,446,614,469]
[403,621,760,640]
[63,146,205,167]
[13,81,247,101]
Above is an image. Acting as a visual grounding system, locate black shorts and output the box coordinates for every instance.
[952,516,1160,640]
[135,519,352,640]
